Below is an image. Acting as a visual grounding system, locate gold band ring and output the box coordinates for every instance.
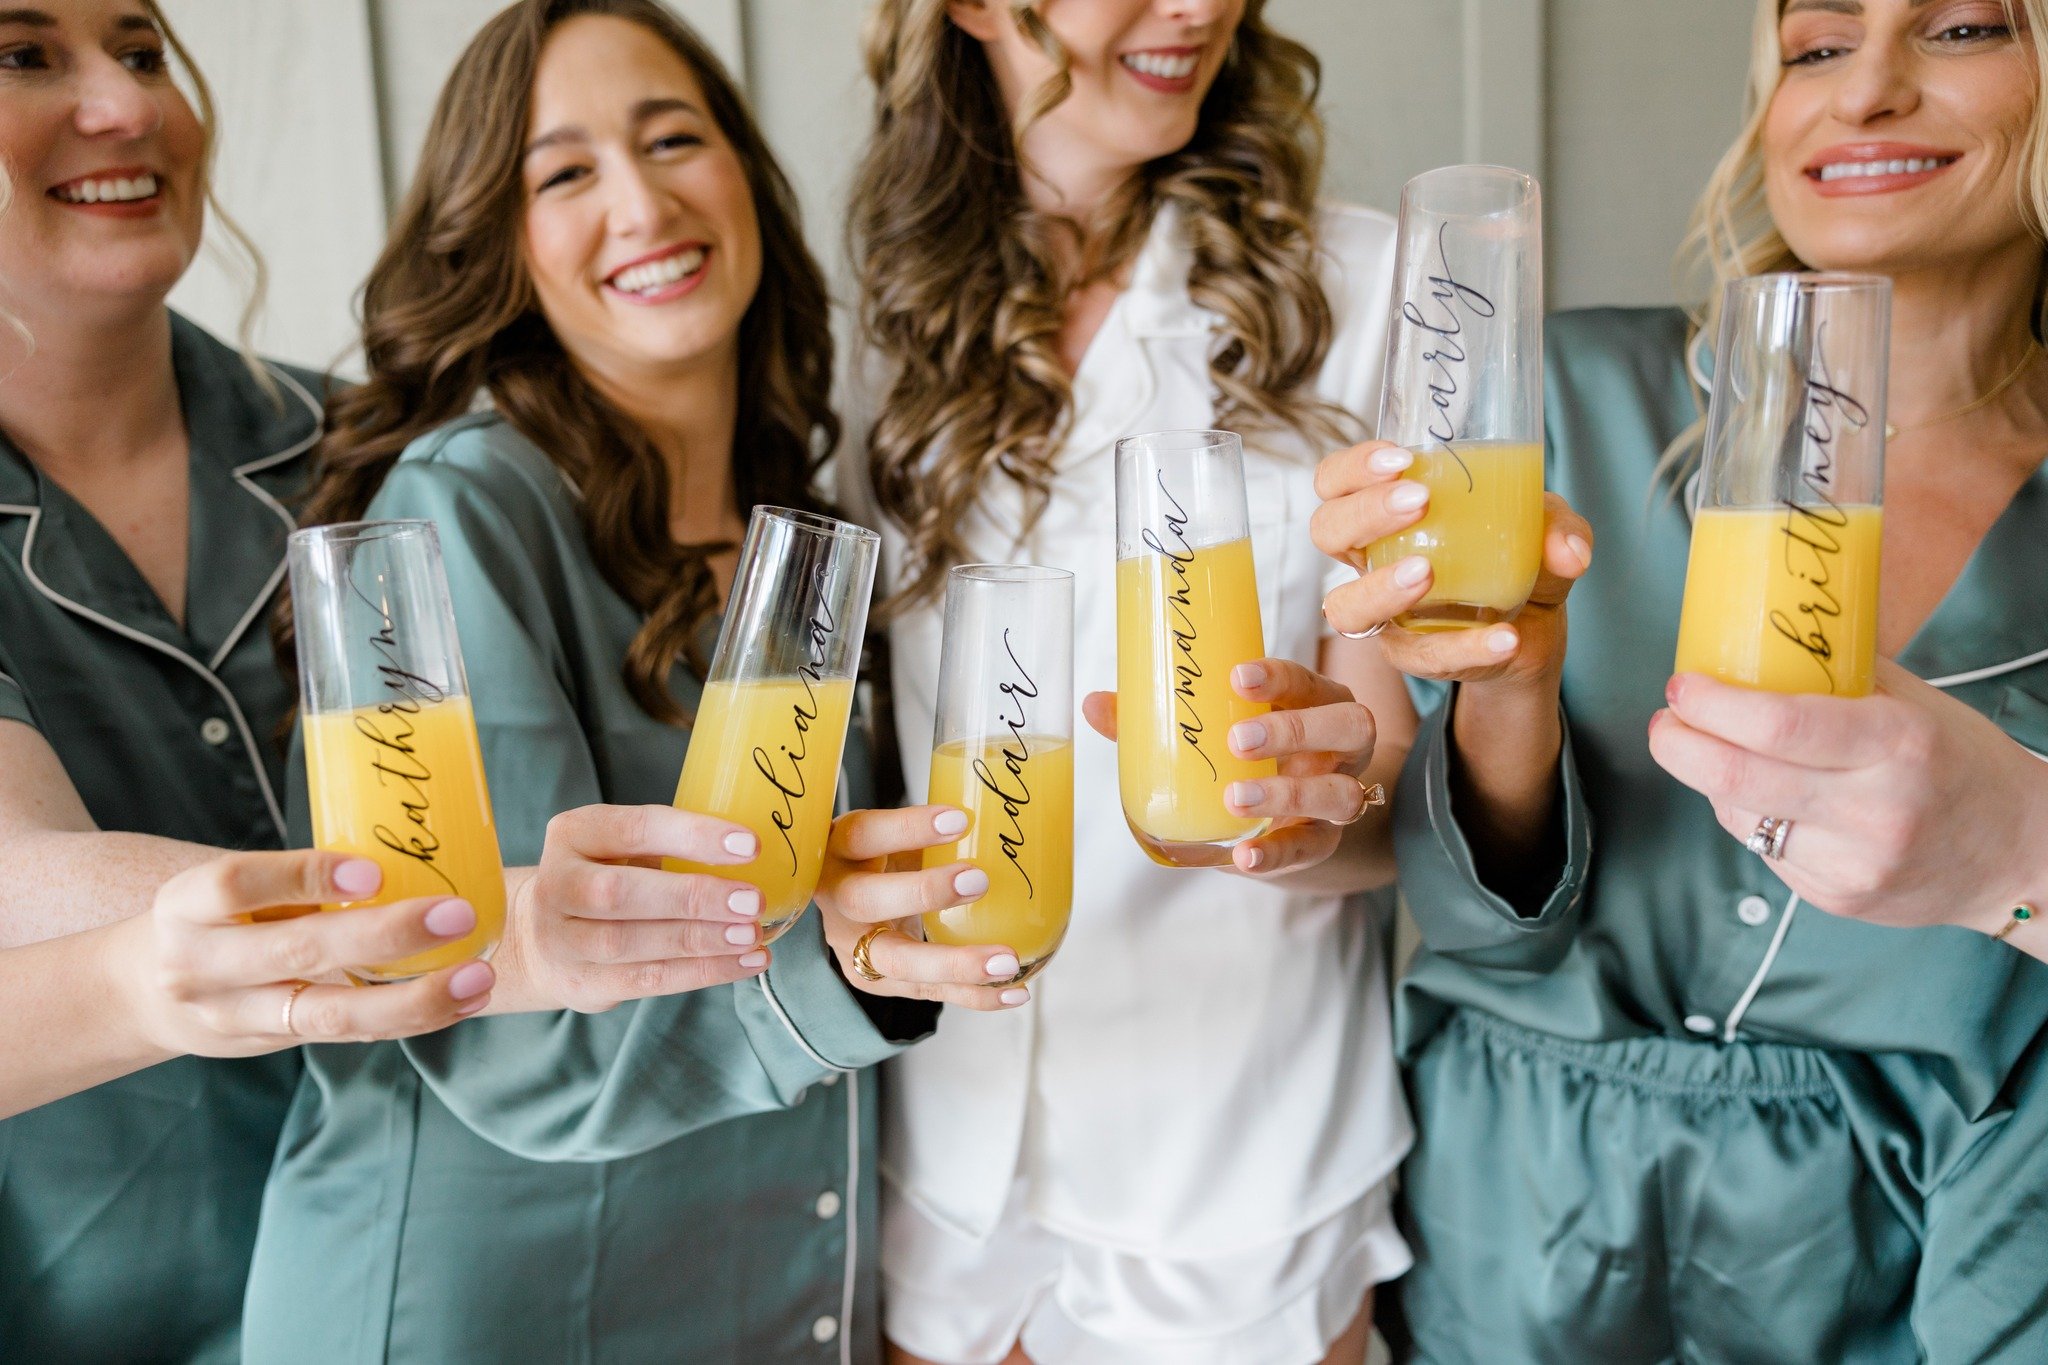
[281,981,312,1037]
[851,925,891,982]
[1331,776,1388,827]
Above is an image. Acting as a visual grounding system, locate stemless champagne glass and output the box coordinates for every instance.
[290,520,506,982]
[921,565,1075,984]
[1369,164,1547,630]
[666,507,880,943]
[1115,429,1277,868]
[1675,272,1890,697]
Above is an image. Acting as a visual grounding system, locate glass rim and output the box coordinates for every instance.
[289,518,437,550]
[1114,428,1242,455]
[1403,162,1540,208]
[950,563,1074,585]
[754,505,880,544]
[1725,270,1891,299]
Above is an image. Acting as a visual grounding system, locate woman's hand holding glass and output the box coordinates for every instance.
[1650,662,2048,940]
[1312,440,1594,686]
[505,803,774,1014]
[815,804,1035,1011]
[1082,660,1381,877]
[124,850,496,1053]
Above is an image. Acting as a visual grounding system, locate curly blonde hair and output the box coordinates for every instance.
[851,0,1354,609]
[1663,0,2048,481]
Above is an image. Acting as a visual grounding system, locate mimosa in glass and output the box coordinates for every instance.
[918,565,1075,981]
[288,519,505,982]
[663,506,879,943]
[1674,272,1890,698]
[1115,431,1276,867]
[1370,165,1547,628]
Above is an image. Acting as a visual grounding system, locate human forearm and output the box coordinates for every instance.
[0,829,218,948]
[0,916,172,1118]
[1448,677,1567,908]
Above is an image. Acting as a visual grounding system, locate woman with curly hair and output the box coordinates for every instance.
[842,2,1592,1360]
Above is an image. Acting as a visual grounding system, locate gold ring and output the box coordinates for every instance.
[1331,776,1387,827]
[851,925,890,982]
[281,981,312,1037]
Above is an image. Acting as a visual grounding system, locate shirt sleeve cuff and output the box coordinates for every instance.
[739,908,938,1083]
[1392,686,1592,973]
[0,671,36,729]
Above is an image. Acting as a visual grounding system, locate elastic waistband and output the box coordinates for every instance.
[1443,1008,1838,1103]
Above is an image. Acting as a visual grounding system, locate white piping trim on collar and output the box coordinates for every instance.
[1925,647,2048,690]
[839,1069,860,1365]
[17,505,288,841]
[206,366,322,673]
[1722,891,1800,1043]
[0,665,20,691]
[0,504,32,516]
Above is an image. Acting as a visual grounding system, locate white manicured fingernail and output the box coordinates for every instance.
[334,859,381,897]
[933,809,970,837]
[1488,629,1518,655]
[1228,781,1265,808]
[1368,447,1414,474]
[725,923,759,945]
[423,899,476,937]
[1566,534,1592,568]
[1243,846,1265,871]
[985,953,1020,978]
[999,988,1030,1007]
[1231,720,1267,753]
[1394,556,1430,587]
[739,950,769,970]
[1387,481,1430,513]
[723,830,758,858]
[728,887,762,918]
[954,867,990,897]
[1232,662,1268,690]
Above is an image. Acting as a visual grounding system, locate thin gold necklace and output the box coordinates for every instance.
[1885,342,2041,440]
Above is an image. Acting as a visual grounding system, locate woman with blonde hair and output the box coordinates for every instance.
[1315,0,2048,1356]
[843,1,1592,1360]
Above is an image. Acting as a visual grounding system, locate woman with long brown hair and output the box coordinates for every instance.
[1315,0,2048,1356]
[842,1,1591,1361]
[240,2,1015,1358]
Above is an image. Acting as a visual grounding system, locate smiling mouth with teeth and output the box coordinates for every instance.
[607,246,709,298]
[1811,156,1959,182]
[1120,50,1200,82]
[50,172,160,206]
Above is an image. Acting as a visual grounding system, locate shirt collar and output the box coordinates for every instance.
[0,311,322,515]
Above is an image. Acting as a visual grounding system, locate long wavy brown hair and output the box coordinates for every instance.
[852,0,1352,609]
[285,0,837,723]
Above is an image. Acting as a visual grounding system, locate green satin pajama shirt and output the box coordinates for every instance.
[0,315,327,1363]
[239,413,933,1364]
[1389,307,2048,1364]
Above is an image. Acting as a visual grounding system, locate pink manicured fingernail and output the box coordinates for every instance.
[728,888,762,918]
[954,867,991,897]
[1228,781,1265,809]
[1394,556,1431,587]
[1368,447,1414,474]
[723,830,758,858]
[725,923,759,946]
[985,953,1020,978]
[1566,534,1592,567]
[1232,662,1268,690]
[1243,846,1265,871]
[933,809,970,837]
[449,962,494,1000]
[423,899,477,938]
[1487,629,1518,655]
[334,859,381,897]
[1231,720,1268,753]
[739,950,770,970]
[1387,481,1430,513]
[999,988,1030,1007]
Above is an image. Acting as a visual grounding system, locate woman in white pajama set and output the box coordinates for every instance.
[840,1,1417,1360]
